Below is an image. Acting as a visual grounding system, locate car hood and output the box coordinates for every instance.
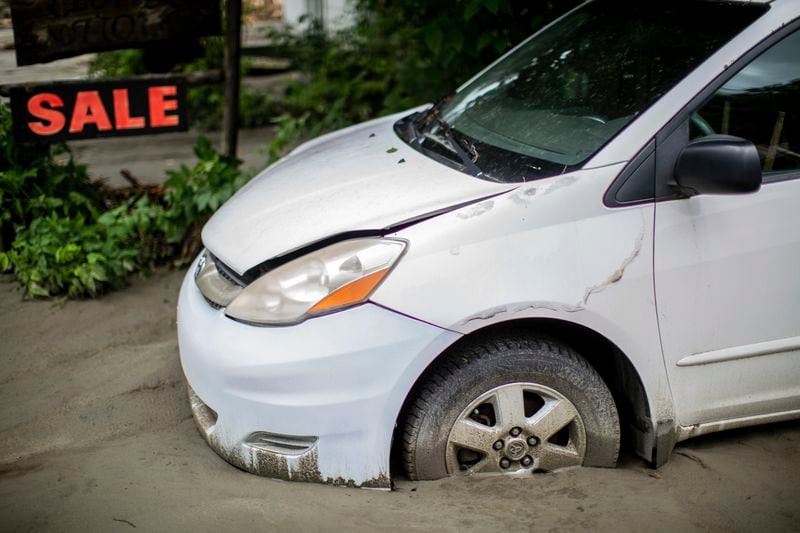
[202,110,512,275]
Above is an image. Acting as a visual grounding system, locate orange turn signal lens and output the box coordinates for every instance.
[307,268,390,314]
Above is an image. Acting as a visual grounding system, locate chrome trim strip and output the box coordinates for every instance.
[676,335,800,367]
[676,408,800,442]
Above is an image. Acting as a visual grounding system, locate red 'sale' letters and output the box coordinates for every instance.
[27,93,66,135]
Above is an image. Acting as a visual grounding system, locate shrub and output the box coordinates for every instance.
[0,104,99,244]
[90,39,278,131]
[159,136,251,261]
[1,99,252,298]
[271,1,579,131]
[87,48,148,78]
[0,203,151,297]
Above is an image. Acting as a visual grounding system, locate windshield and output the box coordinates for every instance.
[416,0,767,182]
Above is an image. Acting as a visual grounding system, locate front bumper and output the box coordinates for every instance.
[177,260,459,488]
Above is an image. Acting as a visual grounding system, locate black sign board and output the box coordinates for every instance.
[10,0,221,66]
[10,78,188,142]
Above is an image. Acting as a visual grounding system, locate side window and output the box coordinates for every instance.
[691,29,800,177]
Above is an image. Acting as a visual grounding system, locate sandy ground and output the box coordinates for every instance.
[0,269,798,532]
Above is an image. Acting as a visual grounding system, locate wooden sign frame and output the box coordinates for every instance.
[10,0,221,66]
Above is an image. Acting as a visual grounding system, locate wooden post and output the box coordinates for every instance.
[721,100,730,135]
[223,0,242,158]
[764,111,785,173]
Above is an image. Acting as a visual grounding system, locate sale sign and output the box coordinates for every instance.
[10,78,188,142]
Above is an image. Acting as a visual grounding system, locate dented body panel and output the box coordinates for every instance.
[374,168,675,428]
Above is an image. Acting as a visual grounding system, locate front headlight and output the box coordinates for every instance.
[225,238,406,325]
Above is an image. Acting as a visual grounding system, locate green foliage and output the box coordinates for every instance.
[186,83,278,131]
[0,204,150,298]
[160,136,250,245]
[264,113,310,164]
[270,0,579,137]
[89,37,224,79]
[239,87,280,129]
[90,38,277,131]
[88,49,147,78]
[1,100,250,298]
[0,104,98,231]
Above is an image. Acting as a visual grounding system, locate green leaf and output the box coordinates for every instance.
[29,283,49,297]
[90,263,108,281]
[493,35,508,53]
[464,0,483,20]
[449,29,465,53]
[423,25,443,54]
[196,191,212,211]
[193,136,214,160]
[477,32,494,51]
[86,252,105,264]
[485,0,499,15]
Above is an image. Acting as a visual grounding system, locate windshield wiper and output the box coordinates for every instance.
[411,113,484,177]
[436,120,484,177]
[414,93,453,133]
[405,94,487,178]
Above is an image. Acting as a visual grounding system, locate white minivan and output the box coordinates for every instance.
[178,0,800,488]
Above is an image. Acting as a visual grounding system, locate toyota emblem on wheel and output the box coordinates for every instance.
[506,440,527,461]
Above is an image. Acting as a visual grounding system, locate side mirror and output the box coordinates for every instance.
[673,135,762,196]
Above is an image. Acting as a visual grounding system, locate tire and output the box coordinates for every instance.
[402,332,620,480]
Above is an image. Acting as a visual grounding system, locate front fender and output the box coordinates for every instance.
[372,168,675,428]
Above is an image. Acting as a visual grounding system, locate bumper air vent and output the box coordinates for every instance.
[244,432,319,456]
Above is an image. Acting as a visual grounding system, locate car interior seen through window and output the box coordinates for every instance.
[436,0,766,182]
[692,29,800,177]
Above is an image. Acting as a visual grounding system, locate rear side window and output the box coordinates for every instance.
[692,29,800,177]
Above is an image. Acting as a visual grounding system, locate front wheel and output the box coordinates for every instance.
[401,333,620,480]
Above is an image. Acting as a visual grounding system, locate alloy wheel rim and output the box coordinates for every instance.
[445,382,587,475]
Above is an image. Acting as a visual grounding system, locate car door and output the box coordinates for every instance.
[654,28,800,427]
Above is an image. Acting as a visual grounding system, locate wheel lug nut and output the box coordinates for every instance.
[527,436,539,446]
[510,427,522,437]
[499,458,511,469]
[493,440,504,450]
[521,455,533,467]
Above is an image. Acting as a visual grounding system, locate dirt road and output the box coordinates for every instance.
[1,270,798,532]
